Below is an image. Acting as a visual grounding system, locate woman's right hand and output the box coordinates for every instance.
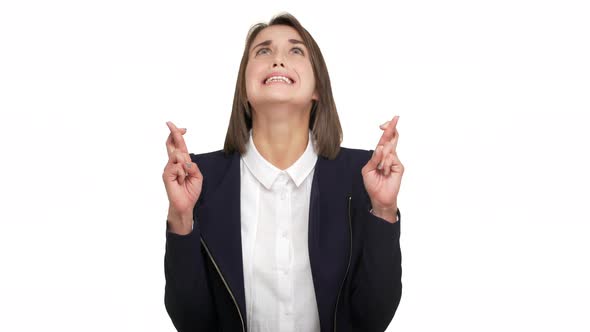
[162,121,203,234]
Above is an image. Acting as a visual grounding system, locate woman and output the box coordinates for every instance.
[162,13,403,332]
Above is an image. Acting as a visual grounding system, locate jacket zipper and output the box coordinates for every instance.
[334,194,353,332]
[200,237,246,332]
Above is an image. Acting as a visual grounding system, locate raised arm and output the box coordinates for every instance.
[162,121,217,331]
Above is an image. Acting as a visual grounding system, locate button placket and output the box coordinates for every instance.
[277,171,295,331]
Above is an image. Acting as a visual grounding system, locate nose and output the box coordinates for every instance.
[272,51,286,68]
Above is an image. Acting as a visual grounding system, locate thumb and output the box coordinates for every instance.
[362,145,383,174]
[184,161,202,180]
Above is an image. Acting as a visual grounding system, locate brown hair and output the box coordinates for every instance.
[223,12,343,159]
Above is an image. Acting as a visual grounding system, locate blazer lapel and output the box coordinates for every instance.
[308,154,352,331]
[196,152,247,325]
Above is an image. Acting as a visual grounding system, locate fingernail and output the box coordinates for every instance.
[181,128,187,131]
[378,162,383,170]
[380,121,390,127]
[185,162,191,168]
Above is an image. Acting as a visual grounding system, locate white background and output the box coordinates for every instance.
[1,0,589,331]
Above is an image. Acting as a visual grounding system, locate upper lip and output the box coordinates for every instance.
[263,72,295,84]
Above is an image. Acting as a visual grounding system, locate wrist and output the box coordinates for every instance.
[370,204,399,223]
[167,207,194,235]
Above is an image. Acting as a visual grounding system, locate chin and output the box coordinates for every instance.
[253,93,297,104]
[257,99,296,107]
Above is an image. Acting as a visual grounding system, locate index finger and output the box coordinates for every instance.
[165,128,187,157]
[377,115,399,146]
[166,121,188,153]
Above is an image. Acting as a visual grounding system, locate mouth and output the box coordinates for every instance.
[262,73,295,85]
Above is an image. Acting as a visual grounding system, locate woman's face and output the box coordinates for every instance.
[245,25,318,110]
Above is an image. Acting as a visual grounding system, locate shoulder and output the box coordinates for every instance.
[188,149,239,206]
[189,149,237,172]
[338,146,373,160]
[334,146,374,171]
[318,146,374,188]
[335,147,375,209]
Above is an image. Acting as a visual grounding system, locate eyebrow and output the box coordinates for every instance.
[250,39,305,53]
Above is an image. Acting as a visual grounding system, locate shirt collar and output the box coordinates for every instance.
[241,129,318,190]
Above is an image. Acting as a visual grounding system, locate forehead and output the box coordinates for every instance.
[251,25,303,45]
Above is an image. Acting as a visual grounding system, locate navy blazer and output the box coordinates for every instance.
[164,147,402,332]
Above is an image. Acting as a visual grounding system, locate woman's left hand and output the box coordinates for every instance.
[361,115,404,223]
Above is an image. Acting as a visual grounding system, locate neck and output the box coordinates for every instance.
[251,103,311,170]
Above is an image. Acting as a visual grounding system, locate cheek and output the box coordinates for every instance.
[245,65,254,85]
[298,64,316,90]
[244,65,260,96]
[296,61,315,81]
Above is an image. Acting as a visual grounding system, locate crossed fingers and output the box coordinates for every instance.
[376,115,400,176]
[166,121,191,175]
[166,121,188,157]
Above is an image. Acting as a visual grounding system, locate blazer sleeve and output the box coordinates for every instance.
[164,220,218,331]
[349,206,402,331]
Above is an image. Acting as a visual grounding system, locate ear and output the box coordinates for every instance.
[312,89,319,101]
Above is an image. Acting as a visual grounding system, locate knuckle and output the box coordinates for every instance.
[174,151,188,163]
[172,163,181,172]
[163,163,176,177]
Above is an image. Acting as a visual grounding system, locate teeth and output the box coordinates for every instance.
[265,76,293,84]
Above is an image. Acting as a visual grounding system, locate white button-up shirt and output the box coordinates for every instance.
[240,129,321,332]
